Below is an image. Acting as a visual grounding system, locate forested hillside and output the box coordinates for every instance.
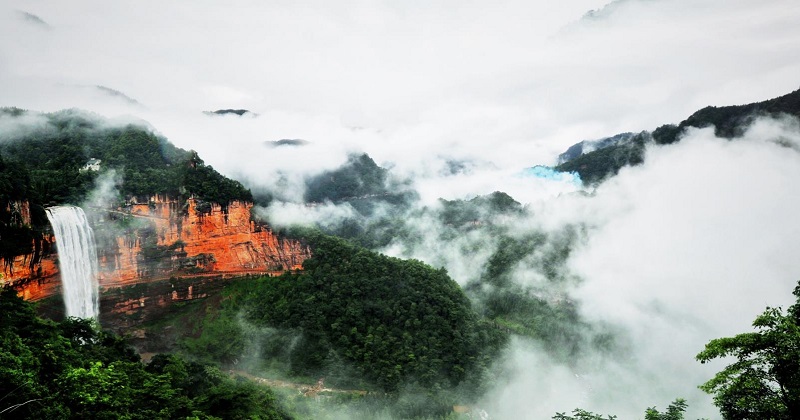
[0,108,254,273]
[0,108,251,212]
[162,229,508,417]
[556,88,800,184]
[0,288,290,419]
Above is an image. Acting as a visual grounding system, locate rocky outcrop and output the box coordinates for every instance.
[3,196,311,307]
[1,200,58,300]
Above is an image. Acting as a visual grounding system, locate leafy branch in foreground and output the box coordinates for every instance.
[696,281,800,419]
[553,408,617,420]
[553,398,688,420]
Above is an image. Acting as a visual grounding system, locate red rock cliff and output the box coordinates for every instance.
[3,197,311,302]
[1,200,58,300]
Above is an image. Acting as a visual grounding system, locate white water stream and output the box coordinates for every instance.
[45,206,100,319]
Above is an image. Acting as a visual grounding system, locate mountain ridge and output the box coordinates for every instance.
[556,87,800,183]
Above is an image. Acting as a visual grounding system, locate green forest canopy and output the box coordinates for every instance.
[555,88,800,185]
[177,230,508,417]
[0,287,289,419]
[0,108,252,211]
[0,108,253,263]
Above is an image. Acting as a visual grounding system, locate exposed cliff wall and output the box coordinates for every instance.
[1,200,58,300]
[3,197,311,305]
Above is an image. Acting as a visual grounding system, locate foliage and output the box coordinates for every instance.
[644,398,688,420]
[304,153,388,203]
[0,287,289,419]
[313,188,610,362]
[180,231,508,415]
[461,225,617,361]
[555,132,647,185]
[673,88,800,143]
[0,151,46,272]
[438,191,522,228]
[326,190,522,251]
[0,108,252,210]
[696,281,800,419]
[0,108,253,273]
[556,88,800,184]
[652,124,681,145]
[553,398,688,420]
[553,409,617,420]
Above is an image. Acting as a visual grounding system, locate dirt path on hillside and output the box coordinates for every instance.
[229,370,369,396]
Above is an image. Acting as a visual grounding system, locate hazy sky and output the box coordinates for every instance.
[2,0,799,188]
[3,1,800,417]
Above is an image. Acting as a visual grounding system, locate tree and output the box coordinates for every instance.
[552,398,687,420]
[0,287,290,419]
[645,398,688,420]
[696,282,800,419]
[553,409,617,420]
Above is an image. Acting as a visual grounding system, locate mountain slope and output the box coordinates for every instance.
[556,88,800,183]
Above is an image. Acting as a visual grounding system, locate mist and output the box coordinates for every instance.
[467,118,800,418]
[3,0,800,418]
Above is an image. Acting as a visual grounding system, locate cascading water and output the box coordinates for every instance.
[45,206,100,319]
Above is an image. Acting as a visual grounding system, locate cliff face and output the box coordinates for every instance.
[1,200,57,300]
[3,197,311,305]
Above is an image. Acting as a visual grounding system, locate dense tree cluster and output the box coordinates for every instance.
[304,153,388,203]
[438,191,522,228]
[696,281,800,419]
[0,108,252,209]
[0,287,289,419]
[554,132,647,184]
[0,109,252,267]
[178,230,508,415]
[0,151,46,268]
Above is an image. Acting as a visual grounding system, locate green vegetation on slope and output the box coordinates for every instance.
[0,287,289,419]
[556,88,800,184]
[554,131,648,185]
[0,108,252,210]
[0,151,41,267]
[173,230,507,417]
[304,153,388,203]
[0,108,253,271]
[312,188,614,364]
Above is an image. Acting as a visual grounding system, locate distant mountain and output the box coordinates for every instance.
[16,10,50,28]
[204,109,255,116]
[264,139,309,148]
[556,88,800,184]
[304,153,389,204]
[95,85,141,105]
[557,132,637,165]
[654,87,800,144]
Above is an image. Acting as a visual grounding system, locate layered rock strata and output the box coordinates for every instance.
[2,197,310,304]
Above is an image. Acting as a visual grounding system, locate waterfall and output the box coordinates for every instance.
[45,206,100,319]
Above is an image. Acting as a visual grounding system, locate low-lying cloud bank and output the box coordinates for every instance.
[258,116,800,417]
[476,117,800,418]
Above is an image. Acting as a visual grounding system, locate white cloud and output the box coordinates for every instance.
[482,118,800,418]
[3,0,799,185]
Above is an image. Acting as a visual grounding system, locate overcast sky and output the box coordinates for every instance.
[2,0,799,188]
[3,1,800,417]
